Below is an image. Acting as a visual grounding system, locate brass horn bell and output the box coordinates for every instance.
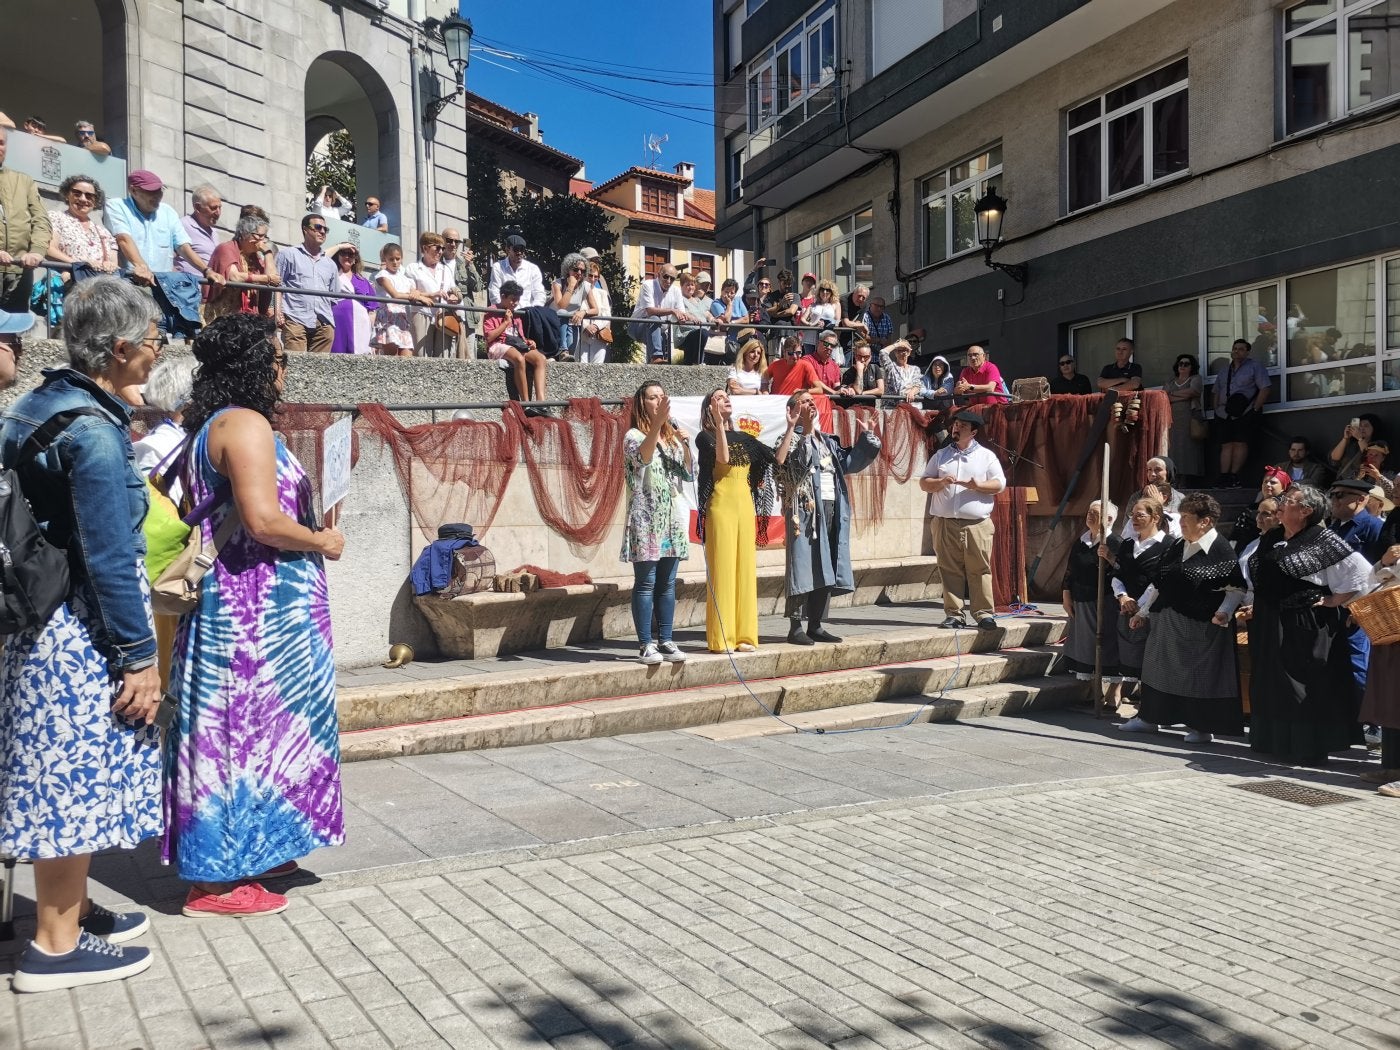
[383,643,415,669]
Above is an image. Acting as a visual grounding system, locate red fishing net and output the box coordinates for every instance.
[357,402,520,543]
[833,402,940,528]
[509,400,629,554]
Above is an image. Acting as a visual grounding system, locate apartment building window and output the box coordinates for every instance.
[643,247,670,279]
[690,253,716,281]
[792,206,873,294]
[1070,254,1395,408]
[726,137,744,203]
[919,144,1003,266]
[747,0,837,139]
[1284,0,1400,135]
[1065,58,1189,213]
[640,184,677,216]
[746,0,766,13]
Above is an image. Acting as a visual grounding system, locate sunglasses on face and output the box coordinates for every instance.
[1059,359,1074,366]
[70,190,97,201]
[307,224,328,233]
[443,239,460,246]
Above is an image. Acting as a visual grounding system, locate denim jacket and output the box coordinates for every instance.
[1,368,155,670]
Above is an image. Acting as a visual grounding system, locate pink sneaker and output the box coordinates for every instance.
[182,882,289,919]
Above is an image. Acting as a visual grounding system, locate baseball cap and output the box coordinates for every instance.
[696,272,712,286]
[128,169,164,191]
[801,271,817,283]
[0,310,37,336]
[579,246,599,260]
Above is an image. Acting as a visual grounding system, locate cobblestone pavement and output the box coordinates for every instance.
[5,715,1400,1048]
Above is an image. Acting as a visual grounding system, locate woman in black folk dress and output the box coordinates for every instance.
[1108,495,1169,702]
[1240,484,1371,766]
[1060,500,1121,704]
[1122,493,1245,745]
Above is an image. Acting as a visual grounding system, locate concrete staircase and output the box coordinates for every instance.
[336,609,1072,761]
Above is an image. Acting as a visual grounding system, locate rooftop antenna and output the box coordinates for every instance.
[645,133,668,168]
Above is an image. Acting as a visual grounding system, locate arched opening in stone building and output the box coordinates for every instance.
[304,53,401,240]
[0,0,130,199]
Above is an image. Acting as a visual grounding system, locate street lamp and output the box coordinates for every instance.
[973,185,1027,286]
[422,10,474,125]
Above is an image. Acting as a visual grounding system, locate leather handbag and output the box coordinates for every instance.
[1189,411,1208,442]
[146,441,239,616]
[151,507,238,615]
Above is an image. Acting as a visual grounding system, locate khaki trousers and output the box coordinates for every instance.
[283,319,334,353]
[931,515,996,621]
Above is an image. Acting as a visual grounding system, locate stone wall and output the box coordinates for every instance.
[7,344,933,669]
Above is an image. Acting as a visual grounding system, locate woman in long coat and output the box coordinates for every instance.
[1240,484,1371,765]
[773,392,880,644]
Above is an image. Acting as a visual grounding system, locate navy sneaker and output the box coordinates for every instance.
[78,902,150,945]
[12,932,152,993]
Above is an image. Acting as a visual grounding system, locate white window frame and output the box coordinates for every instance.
[790,206,874,295]
[1281,0,1400,136]
[1065,58,1190,215]
[726,136,745,204]
[918,143,1003,267]
[746,0,837,139]
[1068,252,1400,411]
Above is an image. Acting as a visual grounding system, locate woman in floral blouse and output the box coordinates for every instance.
[47,174,119,272]
[621,381,692,665]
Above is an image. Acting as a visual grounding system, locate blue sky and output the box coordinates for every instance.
[461,13,717,191]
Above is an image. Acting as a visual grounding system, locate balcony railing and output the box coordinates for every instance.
[3,128,126,197]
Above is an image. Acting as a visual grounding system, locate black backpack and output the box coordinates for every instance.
[0,408,108,633]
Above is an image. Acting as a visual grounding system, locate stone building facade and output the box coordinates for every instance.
[1,0,472,256]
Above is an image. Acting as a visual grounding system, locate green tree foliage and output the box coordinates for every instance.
[305,130,357,209]
[467,142,639,359]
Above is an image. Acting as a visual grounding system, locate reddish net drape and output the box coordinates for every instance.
[832,403,939,528]
[508,399,629,553]
[357,402,520,541]
[358,399,629,552]
[275,405,360,518]
[975,391,1171,602]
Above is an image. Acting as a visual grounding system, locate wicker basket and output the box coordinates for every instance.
[1348,585,1400,646]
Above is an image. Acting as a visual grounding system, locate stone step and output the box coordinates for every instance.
[338,620,1068,761]
[336,617,1066,734]
[684,674,1086,740]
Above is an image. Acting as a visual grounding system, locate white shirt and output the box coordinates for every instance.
[1137,530,1245,618]
[403,259,456,319]
[488,255,546,308]
[634,277,666,317]
[1121,488,1183,541]
[921,439,1005,521]
[1111,531,1164,598]
[1241,536,1372,604]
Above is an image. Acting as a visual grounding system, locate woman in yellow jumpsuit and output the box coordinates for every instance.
[696,387,777,652]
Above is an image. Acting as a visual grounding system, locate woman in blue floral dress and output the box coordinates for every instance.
[621,381,692,665]
[0,278,164,992]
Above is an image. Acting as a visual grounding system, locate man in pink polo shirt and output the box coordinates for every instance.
[954,344,1010,406]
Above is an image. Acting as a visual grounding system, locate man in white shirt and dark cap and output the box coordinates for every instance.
[488,233,561,358]
[919,410,1006,631]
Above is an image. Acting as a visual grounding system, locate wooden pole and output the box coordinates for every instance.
[1093,440,1111,718]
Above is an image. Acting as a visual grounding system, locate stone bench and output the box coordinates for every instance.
[413,556,942,659]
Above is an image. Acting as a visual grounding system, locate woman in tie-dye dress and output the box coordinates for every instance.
[164,314,348,918]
